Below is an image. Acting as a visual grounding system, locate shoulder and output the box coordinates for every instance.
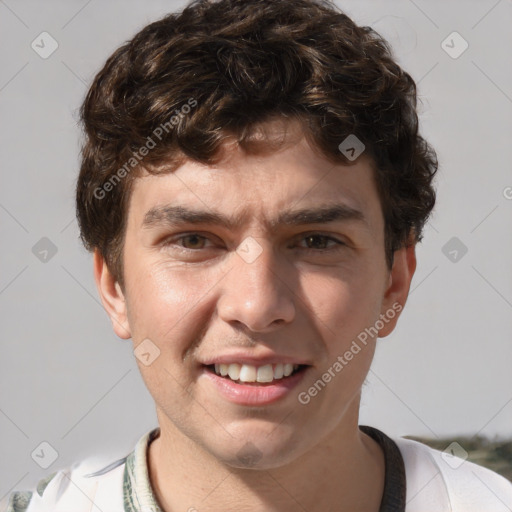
[4,471,58,512]
[392,436,512,512]
[4,456,127,512]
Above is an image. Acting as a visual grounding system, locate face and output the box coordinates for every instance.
[95,119,415,469]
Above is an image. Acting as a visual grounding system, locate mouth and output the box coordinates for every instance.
[204,363,309,385]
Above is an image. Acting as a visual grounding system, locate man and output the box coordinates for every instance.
[7,0,512,510]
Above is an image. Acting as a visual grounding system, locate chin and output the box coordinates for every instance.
[206,424,306,470]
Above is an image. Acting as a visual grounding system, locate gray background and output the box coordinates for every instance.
[1,0,511,504]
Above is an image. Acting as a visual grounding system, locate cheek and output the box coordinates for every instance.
[126,265,216,401]
[125,259,221,352]
[304,265,383,344]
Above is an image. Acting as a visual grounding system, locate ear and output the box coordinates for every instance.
[93,249,132,339]
[378,243,417,338]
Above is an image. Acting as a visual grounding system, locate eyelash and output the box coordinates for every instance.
[161,232,346,253]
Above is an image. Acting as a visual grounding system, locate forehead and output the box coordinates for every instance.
[127,124,383,235]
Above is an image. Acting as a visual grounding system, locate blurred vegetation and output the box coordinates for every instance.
[404,434,512,482]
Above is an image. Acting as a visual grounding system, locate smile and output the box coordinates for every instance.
[210,363,303,384]
[202,363,310,406]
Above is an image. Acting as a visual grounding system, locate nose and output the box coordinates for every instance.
[217,240,296,333]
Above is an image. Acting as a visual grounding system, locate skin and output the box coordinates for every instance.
[94,118,416,511]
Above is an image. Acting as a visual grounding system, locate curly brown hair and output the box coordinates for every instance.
[76,0,437,291]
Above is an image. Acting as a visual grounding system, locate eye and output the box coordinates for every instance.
[297,233,346,251]
[161,232,346,254]
[162,233,214,250]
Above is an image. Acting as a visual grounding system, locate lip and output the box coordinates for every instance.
[201,353,311,366]
[200,364,310,406]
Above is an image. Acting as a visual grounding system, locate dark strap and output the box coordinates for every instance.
[359,425,407,512]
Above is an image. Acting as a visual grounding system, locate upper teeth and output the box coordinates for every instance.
[214,363,299,383]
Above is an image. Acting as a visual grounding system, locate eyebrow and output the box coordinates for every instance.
[141,203,370,231]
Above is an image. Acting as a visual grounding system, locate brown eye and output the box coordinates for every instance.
[300,234,345,251]
[162,233,213,250]
[179,234,207,249]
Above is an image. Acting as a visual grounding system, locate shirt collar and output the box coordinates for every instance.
[123,427,163,512]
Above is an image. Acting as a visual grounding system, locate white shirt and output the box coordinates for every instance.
[5,426,512,512]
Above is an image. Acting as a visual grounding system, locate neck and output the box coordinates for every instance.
[148,403,385,512]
